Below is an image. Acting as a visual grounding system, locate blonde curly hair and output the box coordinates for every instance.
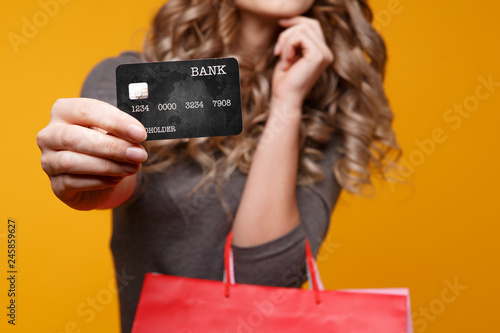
[141,0,401,196]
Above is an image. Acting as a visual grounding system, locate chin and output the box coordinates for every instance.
[235,0,315,18]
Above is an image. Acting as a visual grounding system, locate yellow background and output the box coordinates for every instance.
[1,0,499,332]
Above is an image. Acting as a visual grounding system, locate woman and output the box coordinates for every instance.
[37,0,400,332]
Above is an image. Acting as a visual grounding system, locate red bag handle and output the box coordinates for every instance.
[224,231,324,304]
[224,231,234,298]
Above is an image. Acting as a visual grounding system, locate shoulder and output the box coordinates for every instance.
[80,51,143,106]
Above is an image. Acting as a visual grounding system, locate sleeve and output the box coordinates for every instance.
[80,51,142,105]
[232,135,344,288]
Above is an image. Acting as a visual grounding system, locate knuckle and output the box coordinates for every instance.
[36,128,48,149]
[280,28,294,40]
[312,20,322,30]
[50,179,60,193]
[296,26,308,37]
[50,178,63,197]
[60,174,76,191]
[57,152,76,174]
[306,18,321,30]
[40,155,54,176]
[277,33,286,46]
[105,138,123,158]
[50,98,65,118]
[60,126,77,149]
[324,51,334,64]
[328,51,334,62]
[102,160,117,174]
[86,128,103,147]
[40,154,50,171]
[78,98,99,123]
[296,25,306,34]
[317,48,334,64]
[94,157,120,175]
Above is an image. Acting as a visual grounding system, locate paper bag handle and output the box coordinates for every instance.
[224,231,324,304]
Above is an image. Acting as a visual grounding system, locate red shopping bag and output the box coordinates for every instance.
[131,232,412,332]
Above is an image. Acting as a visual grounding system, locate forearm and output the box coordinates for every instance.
[232,99,302,247]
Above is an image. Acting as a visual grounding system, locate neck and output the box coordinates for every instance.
[232,9,280,60]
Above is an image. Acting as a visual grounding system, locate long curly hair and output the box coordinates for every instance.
[141,0,400,197]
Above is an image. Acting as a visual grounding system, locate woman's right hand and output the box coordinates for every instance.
[36,98,148,211]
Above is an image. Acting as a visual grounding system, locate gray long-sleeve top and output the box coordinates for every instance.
[80,52,343,333]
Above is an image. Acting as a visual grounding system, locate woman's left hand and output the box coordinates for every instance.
[272,16,333,109]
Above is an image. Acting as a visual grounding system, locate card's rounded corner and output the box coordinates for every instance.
[115,63,125,75]
[227,57,240,66]
[234,123,243,136]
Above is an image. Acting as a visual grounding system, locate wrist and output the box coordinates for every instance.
[268,96,303,125]
[270,94,304,111]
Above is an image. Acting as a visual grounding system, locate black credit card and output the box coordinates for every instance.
[116,57,243,140]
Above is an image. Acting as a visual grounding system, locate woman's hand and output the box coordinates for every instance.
[233,16,333,246]
[36,98,148,211]
[272,16,333,109]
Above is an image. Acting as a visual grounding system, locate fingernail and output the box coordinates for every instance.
[127,124,147,142]
[126,147,148,162]
[123,164,139,174]
[273,43,279,55]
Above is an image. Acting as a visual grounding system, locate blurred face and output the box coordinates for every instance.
[234,0,315,18]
